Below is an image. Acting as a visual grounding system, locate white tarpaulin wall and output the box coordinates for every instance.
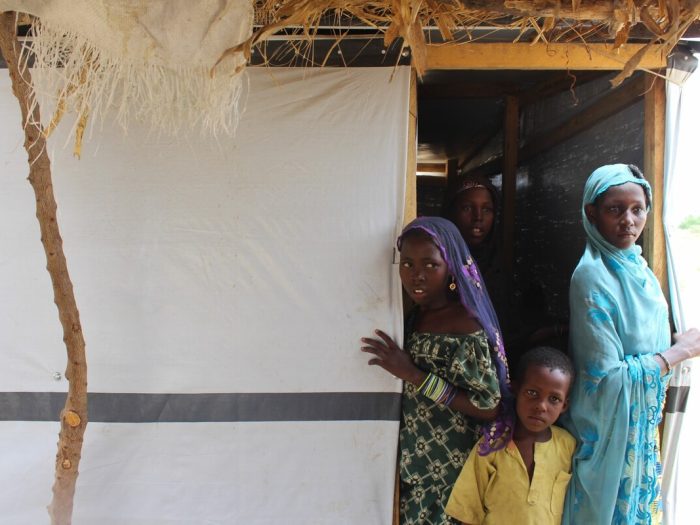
[0,66,410,524]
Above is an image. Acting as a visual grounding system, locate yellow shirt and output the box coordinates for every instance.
[445,425,575,525]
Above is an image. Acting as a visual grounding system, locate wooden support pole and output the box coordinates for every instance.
[0,13,88,525]
[417,162,447,175]
[643,73,668,298]
[502,95,519,281]
[403,68,418,225]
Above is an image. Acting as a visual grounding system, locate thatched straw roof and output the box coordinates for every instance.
[2,0,697,150]
[238,0,700,77]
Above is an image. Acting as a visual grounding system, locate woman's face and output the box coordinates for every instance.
[585,182,648,250]
[399,236,450,309]
[450,187,495,248]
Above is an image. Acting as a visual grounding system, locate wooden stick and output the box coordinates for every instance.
[425,43,667,71]
[0,12,88,525]
[403,67,418,226]
[643,73,668,299]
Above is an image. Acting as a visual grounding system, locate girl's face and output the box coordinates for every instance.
[450,187,495,247]
[399,236,450,309]
[585,182,648,250]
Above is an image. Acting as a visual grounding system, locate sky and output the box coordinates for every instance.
[666,60,700,226]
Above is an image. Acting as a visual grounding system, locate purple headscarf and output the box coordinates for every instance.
[398,216,513,454]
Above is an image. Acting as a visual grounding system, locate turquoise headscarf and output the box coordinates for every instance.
[581,163,652,282]
[563,164,671,524]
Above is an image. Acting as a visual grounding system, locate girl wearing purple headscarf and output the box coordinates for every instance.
[361,217,512,525]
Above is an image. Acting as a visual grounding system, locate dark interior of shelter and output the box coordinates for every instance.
[245,23,668,363]
[416,68,648,362]
[239,17,700,368]
[246,27,659,363]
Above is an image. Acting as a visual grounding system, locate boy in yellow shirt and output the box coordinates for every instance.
[445,346,575,525]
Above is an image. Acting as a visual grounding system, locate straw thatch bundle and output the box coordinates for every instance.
[1,0,697,149]
[235,0,700,78]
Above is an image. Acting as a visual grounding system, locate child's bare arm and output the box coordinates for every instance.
[361,330,498,420]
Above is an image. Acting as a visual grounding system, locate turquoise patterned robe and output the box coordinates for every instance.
[563,164,671,524]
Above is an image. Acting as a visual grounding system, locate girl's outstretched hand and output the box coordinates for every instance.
[361,330,424,385]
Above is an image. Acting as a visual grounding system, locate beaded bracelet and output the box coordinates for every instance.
[419,372,456,406]
[443,387,458,406]
[417,373,431,392]
[655,353,672,375]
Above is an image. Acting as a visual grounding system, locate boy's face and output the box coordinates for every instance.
[515,365,571,436]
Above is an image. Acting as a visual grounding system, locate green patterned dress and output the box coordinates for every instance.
[399,330,501,525]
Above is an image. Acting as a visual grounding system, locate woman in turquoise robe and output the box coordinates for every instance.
[563,164,700,524]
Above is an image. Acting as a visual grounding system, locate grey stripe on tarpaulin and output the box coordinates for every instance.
[0,391,402,422]
[665,385,690,414]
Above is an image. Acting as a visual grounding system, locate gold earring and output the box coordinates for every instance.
[449,278,457,291]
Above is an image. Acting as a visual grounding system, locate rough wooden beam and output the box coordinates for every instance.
[404,68,418,226]
[0,12,88,525]
[462,0,698,23]
[503,0,616,20]
[460,0,617,20]
[417,162,447,174]
[642,73,668,298]
[426,43,667,70]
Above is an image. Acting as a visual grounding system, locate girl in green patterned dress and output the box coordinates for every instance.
[361,217,512,525]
